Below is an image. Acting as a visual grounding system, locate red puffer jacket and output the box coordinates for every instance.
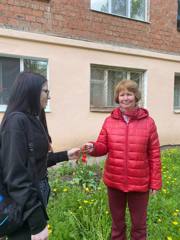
[90,107,162,192]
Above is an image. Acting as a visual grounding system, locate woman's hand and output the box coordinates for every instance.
[149,189,157,196]
[83,143,94,153]
[68,148,81,160]
[31,225,48,240]
[48,143,54,152]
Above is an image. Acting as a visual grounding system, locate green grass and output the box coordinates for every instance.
[47,149,180,240]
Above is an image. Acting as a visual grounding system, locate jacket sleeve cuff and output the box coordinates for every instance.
[56,151,69,162]
[27,206,47,235]
[47,151,68,167]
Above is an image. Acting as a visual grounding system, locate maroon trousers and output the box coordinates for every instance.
[107,187,149,240]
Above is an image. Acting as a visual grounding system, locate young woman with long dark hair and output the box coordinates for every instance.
[0,72,80,240]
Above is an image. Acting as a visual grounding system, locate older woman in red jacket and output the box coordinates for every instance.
[85,80,162,240]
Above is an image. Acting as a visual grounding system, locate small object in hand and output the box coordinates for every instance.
[81,146,87,163]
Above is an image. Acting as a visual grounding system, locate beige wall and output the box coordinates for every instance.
[0,29,180,150]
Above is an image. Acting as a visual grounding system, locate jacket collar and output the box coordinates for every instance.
[111,107,149,120]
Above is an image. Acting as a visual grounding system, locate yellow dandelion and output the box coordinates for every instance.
[175,209,179,212]
[83,200,89,204]
[48,224,52,234]
[172,221,178,225]
[85,187,90,192]
[173,212,178,216]
[167,236,172,240]
[63,188,68,192]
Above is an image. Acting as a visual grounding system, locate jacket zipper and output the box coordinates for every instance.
[125,122,129,191]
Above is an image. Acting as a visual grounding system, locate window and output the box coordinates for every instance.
[174,74,180,111]
[23,59,47,77]
[90,65,144,111]
[91,0,148,21]
[0,56,48,109]
[178,0,180,30]
[0,57,20,106]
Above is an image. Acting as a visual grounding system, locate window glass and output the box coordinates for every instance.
[90,68,106,107]
[130,71,143,106]
[178,0,180,30]
[91,0,147,21]
[130,72,142,84]
[91,0,108,13]
[108,70,126,106]
[174,75,180,110]
[24,59,48,78]
[111,0,127,16]
[131,0,145,21]
[0,57,20,105]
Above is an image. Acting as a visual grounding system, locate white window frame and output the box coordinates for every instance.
[90,64,146,112]
[174,73,180,113]
[90,0,149,22]
[0,54,50,112]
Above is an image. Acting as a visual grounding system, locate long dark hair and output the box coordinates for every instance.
[3,72,47,120]
[39,109,52,143]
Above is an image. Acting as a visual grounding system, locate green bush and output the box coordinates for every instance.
[47,149,180,240]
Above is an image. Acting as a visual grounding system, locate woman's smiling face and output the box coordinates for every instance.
[118,89,136,111]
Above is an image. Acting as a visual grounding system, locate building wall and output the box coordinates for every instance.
[0,29,180,150]
[0,0,180,54]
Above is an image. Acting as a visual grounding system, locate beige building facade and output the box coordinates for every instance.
[0,28,179,150]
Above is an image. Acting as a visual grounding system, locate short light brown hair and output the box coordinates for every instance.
[114,79,141,104]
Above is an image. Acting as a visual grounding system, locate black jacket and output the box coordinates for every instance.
[0,112,68,234]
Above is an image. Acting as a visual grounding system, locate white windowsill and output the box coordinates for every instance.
[91,9,150,24]
[0,105,51,113]
[174,109,180,113]
[0,105,7,112]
